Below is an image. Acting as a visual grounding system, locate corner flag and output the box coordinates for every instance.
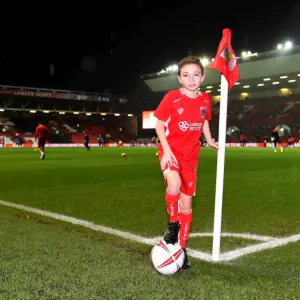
[209,28,240,261]
[210,28,239,90]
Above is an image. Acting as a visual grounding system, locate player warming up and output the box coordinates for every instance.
[154,55,218,269]
[271,127,283,152]
[83,132,91,151]
[35,121,49,160]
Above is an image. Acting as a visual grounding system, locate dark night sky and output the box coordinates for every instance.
[0,0,299,95]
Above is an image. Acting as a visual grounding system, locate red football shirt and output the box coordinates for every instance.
[154,88,212,159]
[35,125,48,140]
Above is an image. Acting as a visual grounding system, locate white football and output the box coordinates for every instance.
[150,241,185,275]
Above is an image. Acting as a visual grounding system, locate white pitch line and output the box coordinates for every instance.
[189,232,277,242]
[0,200,213,262]
[0,200,155,246]
[145,236,213,261]
[186,248,213,262]
[219,234,300,261]
[1,199,300,263]
[151,232,276,243]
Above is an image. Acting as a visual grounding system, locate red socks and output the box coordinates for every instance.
[179,211,192,249]
[165,192,193,248]
[165,191,180,222]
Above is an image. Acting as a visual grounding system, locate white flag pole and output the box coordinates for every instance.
[212,74,229,262]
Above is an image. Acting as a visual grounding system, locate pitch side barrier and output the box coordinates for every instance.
[1,142,296,148]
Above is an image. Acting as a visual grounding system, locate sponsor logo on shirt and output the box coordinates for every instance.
[178,121,203,132]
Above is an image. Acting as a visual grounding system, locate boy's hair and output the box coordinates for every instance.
[177,55,204,76]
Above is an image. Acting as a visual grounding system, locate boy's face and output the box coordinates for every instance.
[177,63,205,92]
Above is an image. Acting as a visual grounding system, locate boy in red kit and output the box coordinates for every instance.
[35,122,49,160]
[154,55,218,269]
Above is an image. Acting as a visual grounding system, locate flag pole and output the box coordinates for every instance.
[212,74,229,262]
[209,28,239,262]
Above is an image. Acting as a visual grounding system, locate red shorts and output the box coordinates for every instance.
[158,150,198,196]
[38,138,46,148]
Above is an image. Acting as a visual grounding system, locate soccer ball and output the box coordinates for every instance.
[155,152,159,157]
[121,152,127,157]
[281,148,284,153]
[150,241,185,275]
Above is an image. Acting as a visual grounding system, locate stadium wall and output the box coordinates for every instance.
[0,142,296,148]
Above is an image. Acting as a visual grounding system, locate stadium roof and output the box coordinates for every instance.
[141,46,300,98]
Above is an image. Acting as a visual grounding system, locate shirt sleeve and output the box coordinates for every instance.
[205,95,212,121]
[153,92,172,122]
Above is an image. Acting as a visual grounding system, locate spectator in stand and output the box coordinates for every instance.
[255,132,261,143]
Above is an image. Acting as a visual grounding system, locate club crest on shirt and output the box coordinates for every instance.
[200,106,207,119]
[177,108,184,114]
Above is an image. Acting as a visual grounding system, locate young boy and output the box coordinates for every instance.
[154,55,218,269]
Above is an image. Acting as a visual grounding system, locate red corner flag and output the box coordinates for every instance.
[210,28,239,90]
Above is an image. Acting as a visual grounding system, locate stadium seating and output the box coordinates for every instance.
[210,95,300,143]
[2,93,300,146]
